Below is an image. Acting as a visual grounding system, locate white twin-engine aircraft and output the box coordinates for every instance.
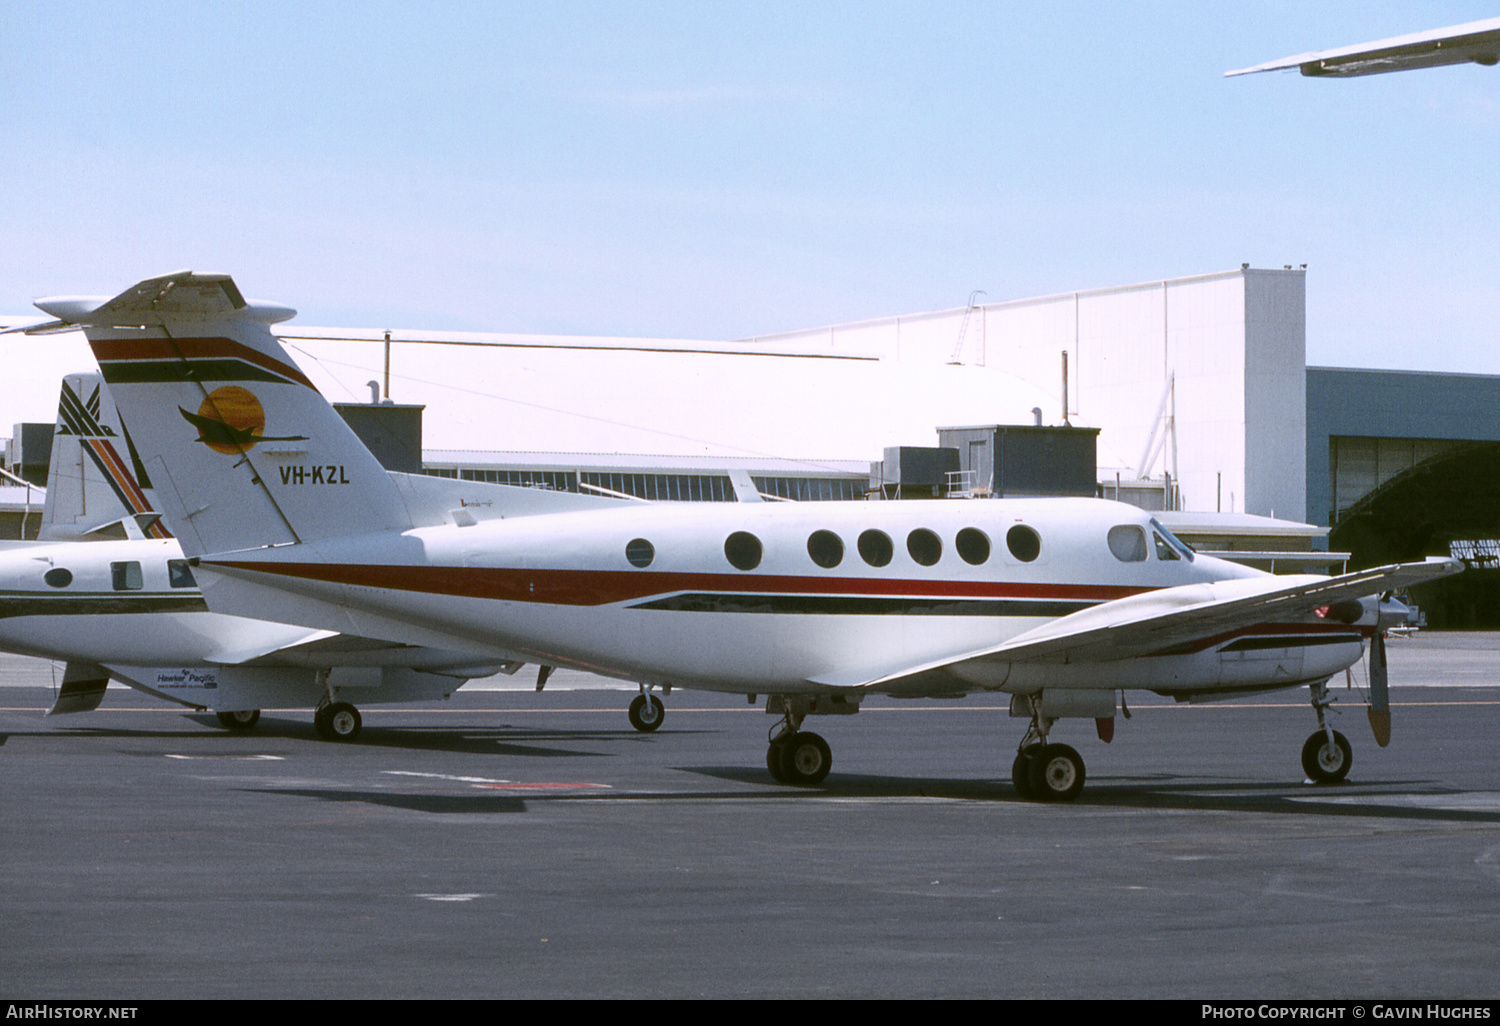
[16,272,1462,800]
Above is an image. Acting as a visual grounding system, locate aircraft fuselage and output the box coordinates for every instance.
[198,496,1367,698]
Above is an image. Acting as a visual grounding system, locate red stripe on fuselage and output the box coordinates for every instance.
[206,560,1150,608]
[90,337,318,391]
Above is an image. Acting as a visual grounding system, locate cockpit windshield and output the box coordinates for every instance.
[1149,518,1195,562]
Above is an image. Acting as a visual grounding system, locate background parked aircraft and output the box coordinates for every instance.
[0,371,625,737]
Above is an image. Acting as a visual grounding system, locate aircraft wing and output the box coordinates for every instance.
[1226,17,1500,77]
[828,558,1462,691]
[199,626,343,665]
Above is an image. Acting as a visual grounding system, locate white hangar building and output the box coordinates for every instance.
[283,265,1308,520]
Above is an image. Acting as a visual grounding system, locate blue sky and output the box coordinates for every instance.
[3,2,1497,385]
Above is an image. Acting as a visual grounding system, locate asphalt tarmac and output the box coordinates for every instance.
[1,634,1497,999]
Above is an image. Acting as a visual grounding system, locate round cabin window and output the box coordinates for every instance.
[625,538,655,568]
[857,529,893,568]
[955,528,991,565]
[724,531,763,571]
[1006,525,1041,562]
[806,530,844,569]
[907,528,942,567]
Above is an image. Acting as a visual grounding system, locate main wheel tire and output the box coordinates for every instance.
[1027,743,1086,802]
[766,737,792,783]
[319,702,361,741]
[1012,746,1038,798]
[778,731,832,786]
[216,709,260,730]
[1301,729,1352,783]
[628,694,665,732]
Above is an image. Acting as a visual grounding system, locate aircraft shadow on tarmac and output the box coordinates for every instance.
[14,715,1496,825]
[247,787,532,815]
[680,766,1500,824]
[10,714,695,759]
[229,766,1500,825]
[193,713,703,755]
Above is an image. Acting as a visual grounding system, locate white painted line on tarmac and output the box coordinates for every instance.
[383,769,611,791]
[385,770,514,784]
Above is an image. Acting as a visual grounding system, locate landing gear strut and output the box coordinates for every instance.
[1302,681,1351,784]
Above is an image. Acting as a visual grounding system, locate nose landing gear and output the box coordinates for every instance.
[1303,681,1352,784]
[628,687,665,732]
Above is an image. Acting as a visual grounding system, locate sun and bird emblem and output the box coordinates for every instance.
[179,386,307,455]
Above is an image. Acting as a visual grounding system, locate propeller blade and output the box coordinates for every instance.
[1367,629,1391,747]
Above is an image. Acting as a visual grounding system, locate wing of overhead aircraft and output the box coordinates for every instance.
[1226,17,1500,77]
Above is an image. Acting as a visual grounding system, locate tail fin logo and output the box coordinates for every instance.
[179,386,306,455]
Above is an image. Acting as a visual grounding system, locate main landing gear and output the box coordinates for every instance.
[1302,681,1352,784]
[215,709,260,730]
[764,699,833,786]
[768,730,832,786]
[213,702,365,741]
[314,701,362,741]
[1012,712,1086,802]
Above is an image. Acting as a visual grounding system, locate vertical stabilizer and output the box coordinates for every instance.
[26,272,415,556]
[39,372,170,541]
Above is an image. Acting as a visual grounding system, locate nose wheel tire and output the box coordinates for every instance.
[628,694,665,732]
[216,709,260,730]
[1301,730,1352,783]
[314,702,362,741]
[1027,743,1085,802]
